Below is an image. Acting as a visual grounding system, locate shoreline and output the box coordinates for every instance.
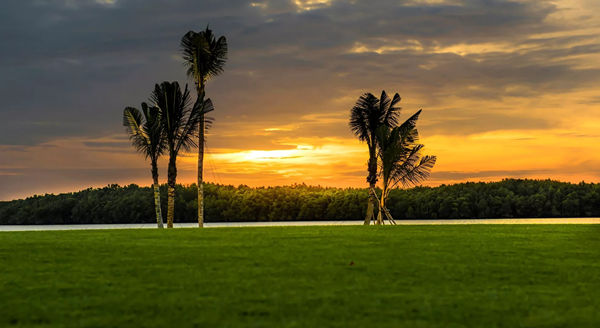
[1,218,600,231]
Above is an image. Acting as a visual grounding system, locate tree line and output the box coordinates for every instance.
[1,179,598,225]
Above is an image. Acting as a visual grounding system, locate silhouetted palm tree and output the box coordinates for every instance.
[181,27,227,227]
[123,103,166,228]
[375,111,436,224]
[349,91,402,225]
[151,81,211,228]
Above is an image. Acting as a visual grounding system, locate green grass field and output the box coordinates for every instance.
[1,225,599,327]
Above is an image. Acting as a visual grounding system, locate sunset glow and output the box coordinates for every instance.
[2,0,600,200]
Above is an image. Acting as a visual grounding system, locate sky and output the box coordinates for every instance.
[1,0,600,200]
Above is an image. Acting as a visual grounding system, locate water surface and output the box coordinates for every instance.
[1,218,599,231]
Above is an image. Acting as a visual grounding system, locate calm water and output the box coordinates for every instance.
[1,218,599,231]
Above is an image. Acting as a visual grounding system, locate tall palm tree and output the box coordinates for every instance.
[375,110,436,224]
[349,91,402,225]
[123,103,166,228]
[150,81,211,228]
[181,27,228,227]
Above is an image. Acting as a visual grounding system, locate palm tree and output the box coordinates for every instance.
[150,81,212,228]
[349,91,402,225]
[374,110,436,224]
[180,27,228,227]
[123,103,166,228]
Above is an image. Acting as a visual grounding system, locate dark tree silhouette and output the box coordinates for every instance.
[3,179,600,225]
[123,103,166,228]
[181,26,228,227]
[151,81,209,228]
[375,111,436,224]
[349,91,402,224]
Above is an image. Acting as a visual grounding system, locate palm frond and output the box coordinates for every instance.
[123,106,147,155]
[383,93,402,126]
[141,103,166,159]
[397,109,421,133]
[193,95,214,114]
[150,81,200,156]
[375,114,436,193]
[202,98,214,114]
[204,116,214,131]
[349,93,378,146]
[379,90,391,122]
[123,107,144,139]
[392,155,437,189]
[123,104,165,161]
[180,27,228,85]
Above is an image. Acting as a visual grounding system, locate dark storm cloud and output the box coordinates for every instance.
[2,0,594,146]
[2,0,600,199]
[0,0,256,145]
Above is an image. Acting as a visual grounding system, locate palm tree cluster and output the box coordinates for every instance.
[350,91,436,225]
[123,27,227,228]
[123,29,435,228]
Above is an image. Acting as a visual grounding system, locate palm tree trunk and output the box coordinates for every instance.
[380,189,396,224]
[365,149,378,225]
[197,113,205,228]
[376,187,385,225]
[364,183,376,225]
[167,155,177,228]
[197,82,205,228]
[151,160,164,229]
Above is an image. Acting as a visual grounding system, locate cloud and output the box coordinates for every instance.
[1,0,600,199]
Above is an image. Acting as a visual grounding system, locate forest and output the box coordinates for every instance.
[1,178,599,225]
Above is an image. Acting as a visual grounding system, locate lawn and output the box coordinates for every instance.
[1,225,599,327]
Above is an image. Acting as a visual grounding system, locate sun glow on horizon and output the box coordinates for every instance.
[204,141,362,165]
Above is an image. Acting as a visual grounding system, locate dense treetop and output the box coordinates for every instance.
[1,179,599,225]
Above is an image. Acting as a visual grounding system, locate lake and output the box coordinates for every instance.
[1,218,599,231]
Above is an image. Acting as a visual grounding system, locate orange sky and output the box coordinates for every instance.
[2,0,600,200]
